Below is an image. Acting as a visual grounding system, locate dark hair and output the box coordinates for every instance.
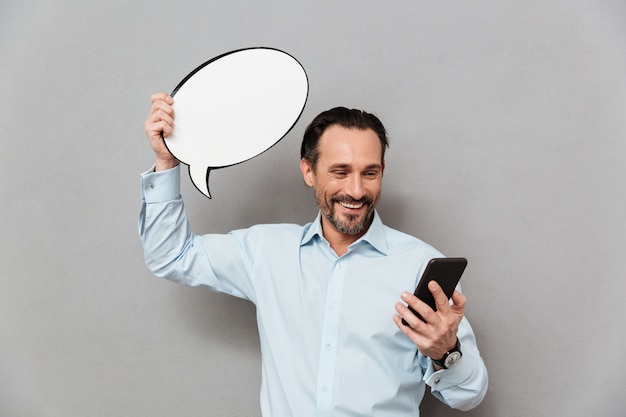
[300,107,389,169]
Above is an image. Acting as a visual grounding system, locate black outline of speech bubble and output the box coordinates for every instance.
[164,47,309,198]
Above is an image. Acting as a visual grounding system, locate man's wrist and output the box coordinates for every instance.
[155,158,179,172]
[430,339,458,362]
[432,337,462,370]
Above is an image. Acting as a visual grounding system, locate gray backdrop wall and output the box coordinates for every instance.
[2,1,625,416]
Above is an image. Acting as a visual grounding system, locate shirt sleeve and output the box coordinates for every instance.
[137,165,254,300]
[140,164,181,203]
[421,316,489,410]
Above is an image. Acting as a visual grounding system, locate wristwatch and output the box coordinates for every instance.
[433,338,462,369]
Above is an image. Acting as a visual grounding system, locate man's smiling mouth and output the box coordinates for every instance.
[339,201,364,209]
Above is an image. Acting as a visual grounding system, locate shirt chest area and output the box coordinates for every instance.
[254,243,420,341]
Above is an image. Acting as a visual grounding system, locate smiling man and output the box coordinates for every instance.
[140,94,488,416]
[300,119,385,254]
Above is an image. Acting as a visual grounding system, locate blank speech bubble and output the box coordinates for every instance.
[164,47,309,198]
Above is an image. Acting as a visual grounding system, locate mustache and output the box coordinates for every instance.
[331,195,374,206]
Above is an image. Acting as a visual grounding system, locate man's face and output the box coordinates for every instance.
[300,125,385,239]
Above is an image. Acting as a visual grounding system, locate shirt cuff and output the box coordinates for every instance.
[424,354,474,389]
[140,164,181,203]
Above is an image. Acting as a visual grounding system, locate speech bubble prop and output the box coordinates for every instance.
[165,47,309,198]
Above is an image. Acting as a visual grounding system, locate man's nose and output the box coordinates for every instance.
[346,175,365,200]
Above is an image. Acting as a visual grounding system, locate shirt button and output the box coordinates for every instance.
[322,385,329,392]
[434,377,441,384]
[329,303,336,310]
[149,183,155,189]
[336,263,342,270]
[325,343,332,351]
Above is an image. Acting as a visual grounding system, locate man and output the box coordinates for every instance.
[140,92,488,416]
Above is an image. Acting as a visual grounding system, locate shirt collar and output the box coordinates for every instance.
[300,211,389,256]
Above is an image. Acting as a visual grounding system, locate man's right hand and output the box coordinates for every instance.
[144,92,180,171]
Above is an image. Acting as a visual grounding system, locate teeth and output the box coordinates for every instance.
[340,202,363,209]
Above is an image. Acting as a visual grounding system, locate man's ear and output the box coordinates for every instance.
[300,158,315,187]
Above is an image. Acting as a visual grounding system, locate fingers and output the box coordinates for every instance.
[450,289,467,315]
[425,282,467,325]
[393,314,424,345]
[144,93,179,168]
[151,92,173,105]
[393,306,450,359]
[145,93,175,140]
[429,281,452,315]
[394,282,466,359]
[396,292,434,328]
[150,95,174,120]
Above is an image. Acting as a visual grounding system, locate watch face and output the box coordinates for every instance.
[444,351,462,368]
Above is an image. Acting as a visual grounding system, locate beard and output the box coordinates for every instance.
[316,191,377,236]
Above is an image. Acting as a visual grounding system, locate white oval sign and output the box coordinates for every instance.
[165,47,309,198]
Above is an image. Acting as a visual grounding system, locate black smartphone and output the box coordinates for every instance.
[402,257,468,326]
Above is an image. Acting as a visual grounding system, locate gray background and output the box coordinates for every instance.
[2,1,625,416]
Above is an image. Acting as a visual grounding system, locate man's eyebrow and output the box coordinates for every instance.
[328,163,350,170]
[328,163,383,170]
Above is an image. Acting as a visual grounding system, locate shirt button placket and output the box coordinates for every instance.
[316,260,345,415]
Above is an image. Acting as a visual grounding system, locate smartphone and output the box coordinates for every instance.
[402,257,468,326]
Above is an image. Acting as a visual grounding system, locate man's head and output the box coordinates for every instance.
[300,107,389,170]
[300,107,389,241]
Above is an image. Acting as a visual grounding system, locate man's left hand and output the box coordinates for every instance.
[393,281,466,367]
